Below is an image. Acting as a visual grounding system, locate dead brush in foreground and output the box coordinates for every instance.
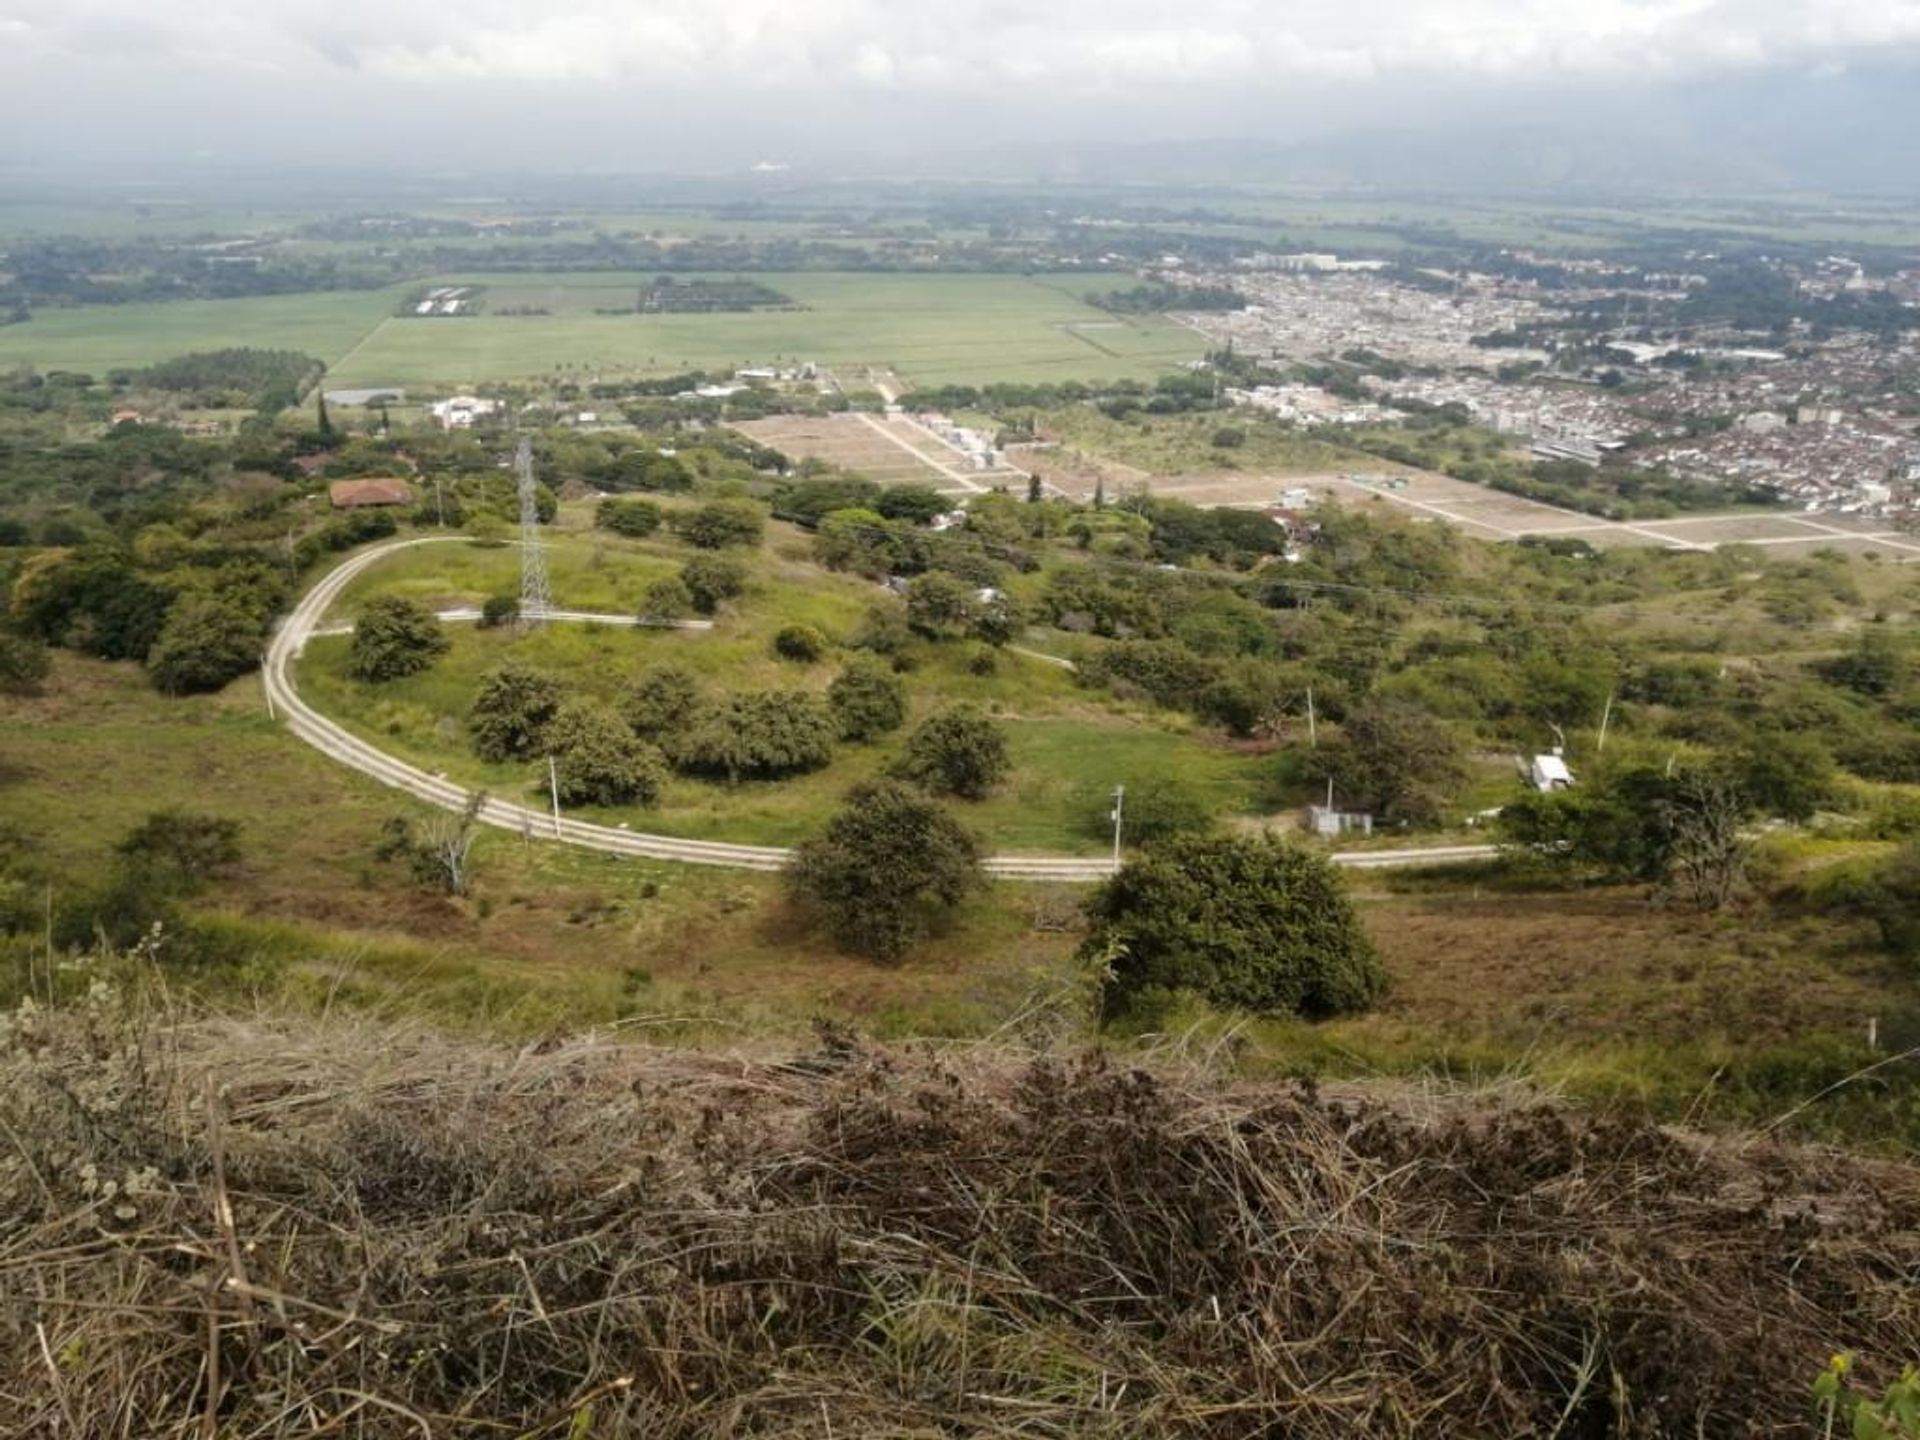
[2,995,1918,1438]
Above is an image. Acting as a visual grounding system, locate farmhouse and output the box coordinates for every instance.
[430,395,501,429]
[328,478,415,509]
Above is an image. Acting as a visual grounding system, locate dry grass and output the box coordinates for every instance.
[5,994,1919,1437]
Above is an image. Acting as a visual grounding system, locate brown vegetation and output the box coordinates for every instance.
[5,999,1918,1437]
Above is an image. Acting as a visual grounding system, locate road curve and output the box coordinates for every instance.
[265,536,1496,881]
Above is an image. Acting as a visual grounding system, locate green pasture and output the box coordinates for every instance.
[326,272,1203,387]
[298,535,1280,853]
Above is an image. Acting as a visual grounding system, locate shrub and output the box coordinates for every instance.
[595,496,663,537]
[905,572,977,639]
[1086,832,1385,1022]
[967,647,999,677]
[0,631,51,696]
[640,575,694,623]
[144,597,262,696]
[677,499,765,550]
[681,554,747,614]
[1303,698,1467,828]
[547,702,666,807]
[1086,776,1215,847]
[788,779,982,960]
[349,596,448,682]
[773,624,829,663]
[478,593,519,629]
[116,810,242,892]
[469,661,565,763]
[893,705,1009,800]
[667,691,837,783]
[625,665,703,740]
[827,657,907,741]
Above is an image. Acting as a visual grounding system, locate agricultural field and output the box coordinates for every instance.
[327,272,1203,387]
[0,287,406,376]
[0,271,1203,390]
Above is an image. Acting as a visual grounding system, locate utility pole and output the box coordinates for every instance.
[262,656,275,721]
[548,756,562,837]
[1305,686,1317,747]
[1596,691,1614,754]
[434,475,446,528]
[1110,785,1125,869]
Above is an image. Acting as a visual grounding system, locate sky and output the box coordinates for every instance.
[2,0,1918,183]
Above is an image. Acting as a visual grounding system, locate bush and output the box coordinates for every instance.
[1303,698,1467,828]
[547,703,666,807]
[677,499,765,550]
[773,624,829,663]
[478,593,519,630]
[595,497,663,537]
[667,691,837,783]
[827,657,907,741]
[144,597,263,696]
[788,779,982,959]
[1086,832,1385,1022]
[905,572,976,639]
[893,705,1009,800]
[1086,776,1214,847]
[640,575,694,623]
[469,661,565,763]
[681,554,747,614]
[116,810,242,892]
[625,666,703,740]
[349,596,448,682]
[0,631,51,696]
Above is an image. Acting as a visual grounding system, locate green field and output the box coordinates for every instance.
[327,272,1204,387]
[0,288,405,376]
[0,272,1204,389]
[296,529,1280,853]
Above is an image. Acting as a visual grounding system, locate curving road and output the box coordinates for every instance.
[264,537,1495,881]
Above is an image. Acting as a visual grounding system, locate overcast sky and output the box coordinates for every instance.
[3,0,1918,178]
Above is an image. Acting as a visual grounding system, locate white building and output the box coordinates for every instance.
[1529,753,1575,792]
[429,395,502,429]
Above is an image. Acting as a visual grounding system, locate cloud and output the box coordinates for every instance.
[4,0,1920,94]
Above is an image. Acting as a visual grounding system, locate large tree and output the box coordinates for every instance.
[1085,832,1385,1022]
[349,596,448,682]
[788,779,982,960]
[144,596,262,695]
[1303,698,1467,828]
[547,702,666,807]
[667,691,837,783]
[469,661,566,762]
[893,705,1010,800]
[827,657,908,742]
[677,499,765,550]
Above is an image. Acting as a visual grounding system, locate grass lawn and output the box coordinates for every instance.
[1040,406,1387,476]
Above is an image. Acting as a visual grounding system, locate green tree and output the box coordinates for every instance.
[1304,698,1467,828]
[874,485,950,524]
[1086,833,1385,1022]
[478,593,519,629]
[547,702,666,807]
[349,596,448,682]
[893,705,1009,800]
[681,554,747,614]
[624,665,703,739]
[144,596,262,695]
[773,623,829,662]
[787,779,983,960]
[668,691,837,783]
[640,575,694,623]
[828,657,908,741]
[1088,775,1214,847]
[0,630,52,696]
[469,661,565,762]
[905,572,977,639]
[595,496,663,537]
[677,499,765,549]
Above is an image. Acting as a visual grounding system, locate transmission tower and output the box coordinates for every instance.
[515,436,552,626]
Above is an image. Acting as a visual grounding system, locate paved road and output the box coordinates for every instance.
[265,537,1497,880]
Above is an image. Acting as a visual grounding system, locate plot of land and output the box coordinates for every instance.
[1292,470,1920,557]
[734,413,1026,494]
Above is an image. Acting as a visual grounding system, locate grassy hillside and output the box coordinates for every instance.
[6,1002,1918,1437]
